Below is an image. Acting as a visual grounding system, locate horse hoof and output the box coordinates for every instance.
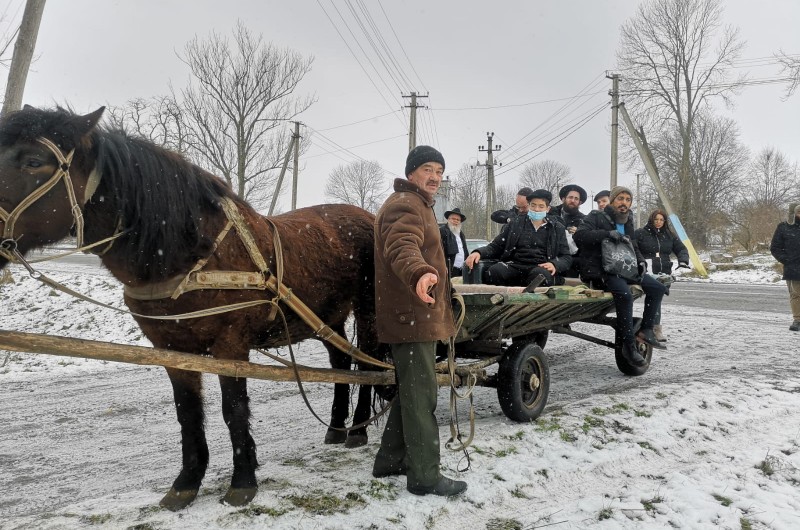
[159,488,198,511]
[344,434,368,448]
[324,429,347,444]
[221,487,257,507]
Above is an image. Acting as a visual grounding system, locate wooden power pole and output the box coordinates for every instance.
[607,72,620,188]
[618,102,707,277]
[477,132,501,240]
[290,121,301,210]
[403,92,427,152]
[2,0,46,117]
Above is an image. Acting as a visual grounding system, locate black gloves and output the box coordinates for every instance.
[638,261,647,275]
[608,230,624,242]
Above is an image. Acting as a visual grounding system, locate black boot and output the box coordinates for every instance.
[622,340,647,367]
[523,274,546,293]
[637,328,666,350]
[407,476,467,497]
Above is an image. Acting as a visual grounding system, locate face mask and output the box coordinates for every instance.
[528,211,547,221]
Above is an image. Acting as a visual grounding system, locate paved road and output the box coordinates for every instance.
[663,280,787,314]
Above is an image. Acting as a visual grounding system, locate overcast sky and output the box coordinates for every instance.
[14,0,800,212]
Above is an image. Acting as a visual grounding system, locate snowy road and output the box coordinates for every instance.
[2,262,799,529]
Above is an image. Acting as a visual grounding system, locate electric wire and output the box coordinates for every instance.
[496,101,610,177]
[315,0,407,129]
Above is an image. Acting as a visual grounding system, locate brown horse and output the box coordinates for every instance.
[0,106,382,510]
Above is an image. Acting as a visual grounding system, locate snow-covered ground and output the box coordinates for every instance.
[1,253,798,530]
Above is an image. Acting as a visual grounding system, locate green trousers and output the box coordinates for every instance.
[374,341,441,488]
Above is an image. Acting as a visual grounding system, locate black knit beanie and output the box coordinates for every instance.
[405,145,445,176]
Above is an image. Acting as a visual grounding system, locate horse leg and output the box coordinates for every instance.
[345,311,382,448]
[218,374,259,506]
[159,368,209,511]
[324,323,354,446]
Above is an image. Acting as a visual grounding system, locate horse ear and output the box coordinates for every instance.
[73,107,105,136]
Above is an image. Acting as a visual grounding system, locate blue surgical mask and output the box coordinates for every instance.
[528,211,547,221]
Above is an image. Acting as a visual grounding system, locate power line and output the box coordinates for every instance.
[377,0,428,92]
[505,73,607,153]
[316,110,402,132]
[304,132,407,159]
[433,89,608,111]
[315,0,406,128]
[496,101,610,177]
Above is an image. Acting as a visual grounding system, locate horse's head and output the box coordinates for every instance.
[0,106,104,269]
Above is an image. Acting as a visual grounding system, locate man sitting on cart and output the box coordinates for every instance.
[573,185,667,368]
[464,189,572,291]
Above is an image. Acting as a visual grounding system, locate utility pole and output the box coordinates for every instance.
[607,72,620,188]
[403,92,428,152]
[268,127,297,216]
[291,121,301,210]
[2,0,46,117]
[618,102,707,277]
[477,132,501,240]
[636,173,643,228]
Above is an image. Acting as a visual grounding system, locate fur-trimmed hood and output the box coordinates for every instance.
[789,203,799,225]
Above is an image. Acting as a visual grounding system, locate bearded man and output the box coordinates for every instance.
[439,208,468,278]
[574,186,667,368]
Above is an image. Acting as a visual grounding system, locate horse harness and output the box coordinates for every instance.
[2,136,475,447]
[1,136,392,372]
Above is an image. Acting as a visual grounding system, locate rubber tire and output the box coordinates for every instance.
[497,342,550,422]
[614,320,652,376]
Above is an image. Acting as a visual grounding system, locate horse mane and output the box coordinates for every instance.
[0,106,239,280]
[93,129,237,279]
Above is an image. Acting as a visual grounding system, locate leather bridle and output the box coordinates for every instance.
[0,137,100,259]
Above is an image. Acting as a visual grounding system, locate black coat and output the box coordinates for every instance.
[439,224,468,275]
[574,206,644,282]
[491,206,521,224]
[550,204,586,229]
[474,214,573,273]
[633,223,689,275]
[771,221,800,281]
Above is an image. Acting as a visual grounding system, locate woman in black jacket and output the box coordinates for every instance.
[633,209,689,341]
[634,209,689,275]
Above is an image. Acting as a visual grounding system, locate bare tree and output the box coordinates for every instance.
[1,0,45,116]
[645,113,748,245]
[106,96,189,154]
[776,50,800,98]
[449,164,489,239]
[617,0,746,243]
[518,160,571,203]
[176,21,315,209]
[744,148,799,207]
[324,160,387,213]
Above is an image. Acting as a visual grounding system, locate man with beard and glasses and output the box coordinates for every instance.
[574,186,667,367]
[551,184,587,278]
[439,207,468,278]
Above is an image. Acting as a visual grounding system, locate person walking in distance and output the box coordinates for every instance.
[770,203,800,332]
[372,145,467,496]
[633,208,690,341]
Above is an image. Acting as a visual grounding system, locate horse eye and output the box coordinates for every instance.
[25,158,43,169]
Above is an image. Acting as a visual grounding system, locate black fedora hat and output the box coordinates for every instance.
[559,184,587,204]
[444,207,466,221]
